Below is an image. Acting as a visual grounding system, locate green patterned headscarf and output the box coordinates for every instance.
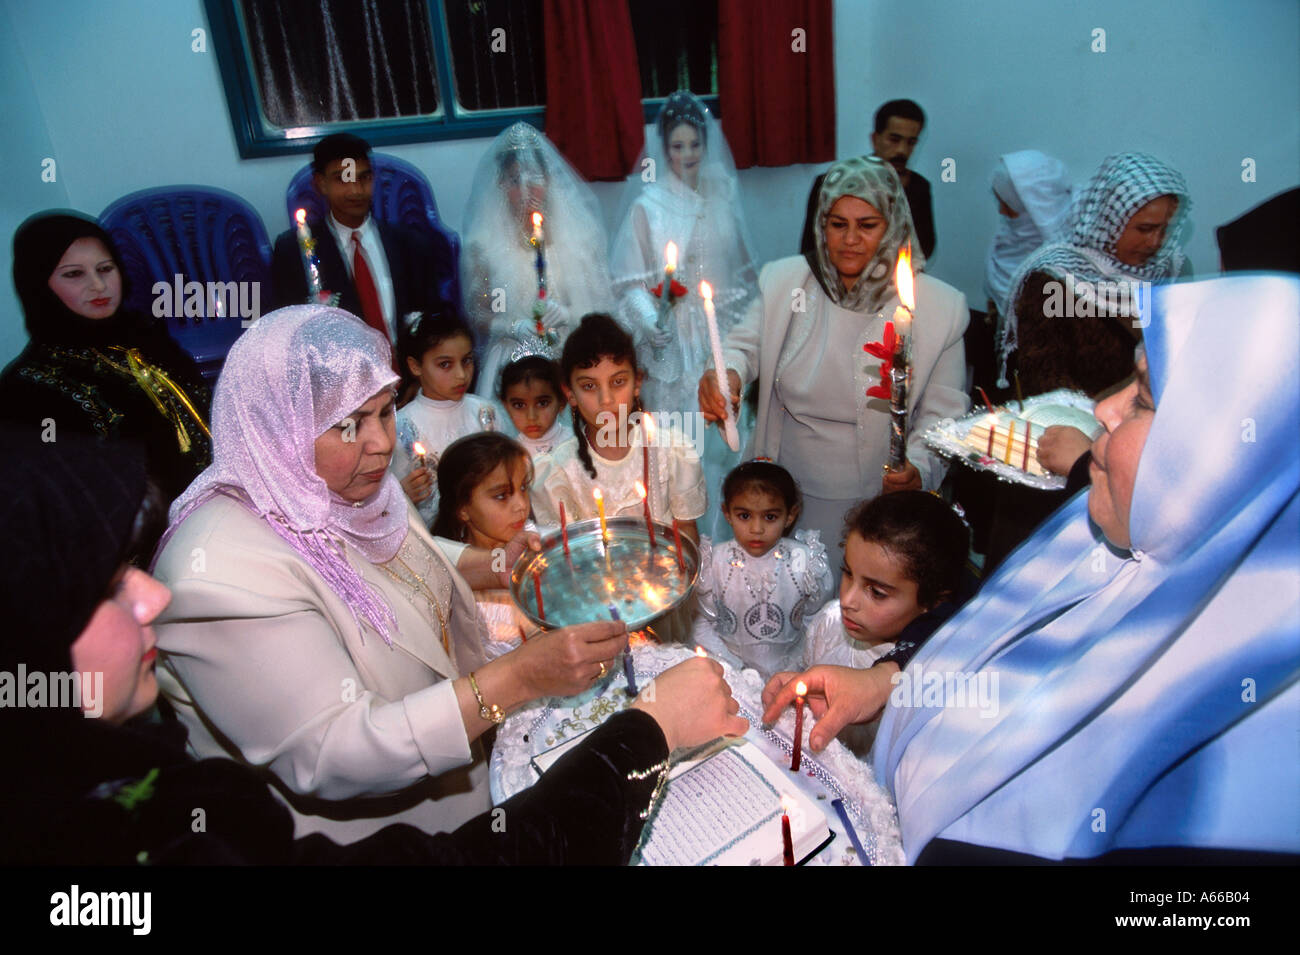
[807,156,926,313]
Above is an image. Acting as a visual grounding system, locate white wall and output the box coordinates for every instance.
[3,0,1298,365]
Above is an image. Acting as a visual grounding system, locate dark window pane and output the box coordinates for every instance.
[239,0,440,127]
[443,0,546,111]
[629,0,718,99]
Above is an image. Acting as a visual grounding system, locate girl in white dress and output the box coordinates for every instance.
[392,312,500,527]
[431,433,535,660]
[497,355,570,462]
[609,91,758,538]
[531,314,707,545]
[461,122,614,398]
[693,461,834,679]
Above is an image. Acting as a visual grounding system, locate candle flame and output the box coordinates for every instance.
[295,208,307,225]
[532,211,542,230]
[665,241,678,271]
[795,680,808,697]
[642,412,656,444]
[780,793,797,814]
[634,479,647,501]
[698,280,713,302]
[895,245,914,310]
[592,487,603,502]
[412,441,427,457]
[695,645,708,657]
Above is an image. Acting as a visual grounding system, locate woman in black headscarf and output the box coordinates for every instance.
[0,212,211,502]
[0,427,745,865]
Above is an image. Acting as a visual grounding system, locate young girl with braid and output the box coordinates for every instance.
[530,314,706,548]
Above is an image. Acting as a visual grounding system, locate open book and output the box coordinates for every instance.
[532,734,832,866]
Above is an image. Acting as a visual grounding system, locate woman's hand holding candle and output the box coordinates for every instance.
[761,665,899,753]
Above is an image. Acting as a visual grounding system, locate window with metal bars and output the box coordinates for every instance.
[206,0,718,158]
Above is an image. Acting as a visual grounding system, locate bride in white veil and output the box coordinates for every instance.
[610,91,758,535]
[460,122,614,397]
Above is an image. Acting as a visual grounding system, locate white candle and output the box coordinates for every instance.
[699,281,740,452]
[892,245,915,342]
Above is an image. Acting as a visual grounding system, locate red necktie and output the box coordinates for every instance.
[351,231,388,340]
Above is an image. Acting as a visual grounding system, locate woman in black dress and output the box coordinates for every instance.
[0,212,211,502]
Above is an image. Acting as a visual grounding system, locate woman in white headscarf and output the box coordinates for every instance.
[699,157,969,568]
[152,305,632,845]
[1002,151,1190,395]
[766,275,1300,864]
[460,123,614,398]
[984,150,1073,323]
[609,91,759,537]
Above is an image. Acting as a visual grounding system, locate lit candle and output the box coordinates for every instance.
[699,281,740,452]
[635,479,656,548]
[671,518,685,572]
[294,208,324,299]
[593,487,608,542]
[892,245,914,343]
[608,603,637,695]
[558,501,570,558]
[665,240,678,277]
[531,211,543,245]
[781,794,796,866]
[791,680,807,772]
[412,440,428,471]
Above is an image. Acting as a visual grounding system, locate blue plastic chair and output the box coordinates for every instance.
[101,186,272,383]
[285,152,462,310]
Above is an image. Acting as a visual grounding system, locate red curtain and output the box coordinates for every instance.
[718,0,835,168]
[543,0,645,181]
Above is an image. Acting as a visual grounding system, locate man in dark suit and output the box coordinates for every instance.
[271,133,443,352]
[800,99,936,261]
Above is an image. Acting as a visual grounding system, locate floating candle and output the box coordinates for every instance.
[1004,418,1016,465]
[634,479,656,548]
[791,681,807,772]
[671,518,685,572]
[593,487,608,542]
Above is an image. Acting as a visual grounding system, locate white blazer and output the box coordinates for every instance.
[154,493,491,844]
[721,256,970,489]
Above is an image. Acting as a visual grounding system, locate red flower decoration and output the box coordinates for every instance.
[863,321,896,361]
[864,321,896,400]
[651,280,689,301]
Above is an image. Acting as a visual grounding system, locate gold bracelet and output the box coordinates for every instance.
[467,671,505,725]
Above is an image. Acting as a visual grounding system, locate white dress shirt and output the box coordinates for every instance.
[329,212,397,343]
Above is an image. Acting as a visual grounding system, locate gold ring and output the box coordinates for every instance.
[597,660,608,679]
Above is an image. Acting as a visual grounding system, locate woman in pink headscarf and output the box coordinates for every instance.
[152,305,630,844]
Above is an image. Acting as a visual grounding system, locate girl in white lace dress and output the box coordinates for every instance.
[693,462,834,679]
[430,433,534,660]
[530,314,706,541]
[391,312,500,527]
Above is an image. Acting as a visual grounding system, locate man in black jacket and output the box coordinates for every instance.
[271,133,447,351]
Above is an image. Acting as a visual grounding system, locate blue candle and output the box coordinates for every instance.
[608,603,637,696]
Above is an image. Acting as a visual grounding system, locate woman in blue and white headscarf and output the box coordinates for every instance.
[1002,152,1190,395]
[767,274,1299,863]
